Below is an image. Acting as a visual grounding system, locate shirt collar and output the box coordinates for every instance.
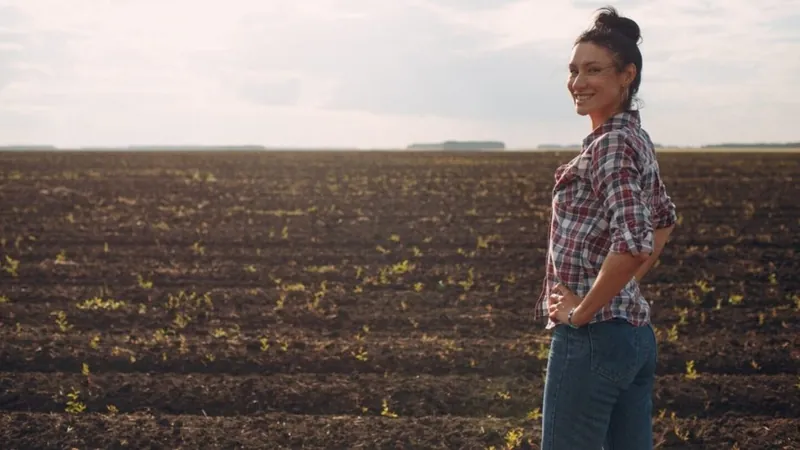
[582,110,641,149]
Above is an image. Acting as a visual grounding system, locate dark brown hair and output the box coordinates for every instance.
[576,6,643,111]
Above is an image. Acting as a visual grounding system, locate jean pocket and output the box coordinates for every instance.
[588,321,640,387]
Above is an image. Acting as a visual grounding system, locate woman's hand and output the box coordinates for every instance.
[547,283,585,325]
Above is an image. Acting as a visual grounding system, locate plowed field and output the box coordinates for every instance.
[1,150,798,449]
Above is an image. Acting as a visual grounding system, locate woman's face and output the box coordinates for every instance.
[567,42,635,127]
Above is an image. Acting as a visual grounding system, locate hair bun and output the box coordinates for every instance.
[593,7,641,43]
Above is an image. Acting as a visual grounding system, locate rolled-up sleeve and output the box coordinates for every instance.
[590,132,654,257]
[653,176,677,229]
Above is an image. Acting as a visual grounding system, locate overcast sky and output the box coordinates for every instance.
[1,0,798,148]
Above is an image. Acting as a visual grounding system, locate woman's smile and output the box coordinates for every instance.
[573,93,595,105]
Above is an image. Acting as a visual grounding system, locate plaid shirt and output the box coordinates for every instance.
[535,110,677,329]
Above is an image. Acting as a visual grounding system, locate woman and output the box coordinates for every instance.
[535,6,678,450]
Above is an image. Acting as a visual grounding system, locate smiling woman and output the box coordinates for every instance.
[534,6,678,450]
[568,7,642,128]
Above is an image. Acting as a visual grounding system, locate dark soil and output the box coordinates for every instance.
[0,150,798,449]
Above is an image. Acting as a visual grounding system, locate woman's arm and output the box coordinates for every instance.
[572,251,647,325]
[573,223,674,324]
[637,166,678,282]
[633,224,674,282]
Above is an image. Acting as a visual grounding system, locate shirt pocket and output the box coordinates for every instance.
[553,154,594,213]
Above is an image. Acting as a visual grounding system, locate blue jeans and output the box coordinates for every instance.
[540,318,657,450]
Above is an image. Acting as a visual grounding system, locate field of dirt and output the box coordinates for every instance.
[0,150,797,449]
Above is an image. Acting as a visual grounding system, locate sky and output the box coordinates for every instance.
[0,0,798,149]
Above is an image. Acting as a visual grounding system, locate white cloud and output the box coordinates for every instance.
[0,0,798,148]
[411,0,593,52]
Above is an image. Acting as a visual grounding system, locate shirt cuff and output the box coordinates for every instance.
[654,205,677,228]
[610,225,654,256]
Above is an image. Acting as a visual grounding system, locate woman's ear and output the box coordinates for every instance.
[624,63,637,86]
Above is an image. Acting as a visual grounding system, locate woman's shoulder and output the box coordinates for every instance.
[587,126,655,164]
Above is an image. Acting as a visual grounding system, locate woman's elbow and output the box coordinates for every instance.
[633,251,651,264]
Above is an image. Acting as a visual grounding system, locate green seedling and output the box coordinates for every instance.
[137,274,153,289]
[51,311,72,333]
[667,324,679,342]
[380,399,398,418]
[536,342,550,360]
[65,388,86,414]
[352,347,368,362]
[2,255,19,277]
[527,408,542,420]
[503,428,524,450]
[77,297,126,311]
[191,241,204,255]
[685,360,698,380]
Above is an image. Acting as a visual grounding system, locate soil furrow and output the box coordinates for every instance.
[1,372,796,420]
[0,411,797,450]
[0,330,796,376]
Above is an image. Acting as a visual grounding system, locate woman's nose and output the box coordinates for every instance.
[570,73,588,90]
